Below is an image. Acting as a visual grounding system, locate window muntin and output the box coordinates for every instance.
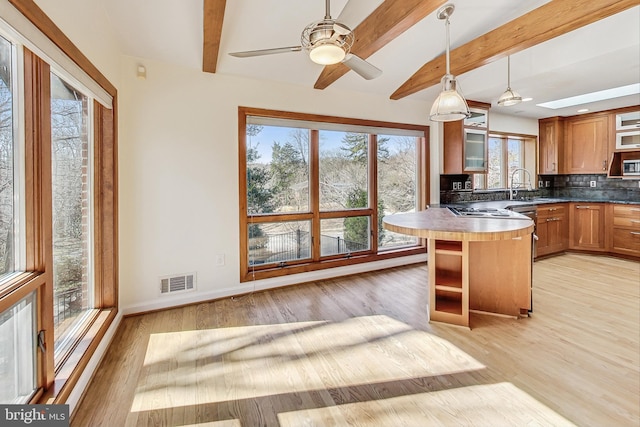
[0,291,37,404]
[50,73,94,359]
[377,135,419,249]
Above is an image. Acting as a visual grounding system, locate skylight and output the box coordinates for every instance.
[537,83,640,109]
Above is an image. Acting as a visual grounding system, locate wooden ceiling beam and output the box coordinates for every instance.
[314,0,447,90]
[391,0,639,100]
[202,0,227,73]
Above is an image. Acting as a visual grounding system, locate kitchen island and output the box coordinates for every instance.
[384,207,534,328]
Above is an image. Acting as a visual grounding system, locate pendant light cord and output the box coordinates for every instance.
[444,15,450,75]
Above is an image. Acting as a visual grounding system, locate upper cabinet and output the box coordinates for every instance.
[540,106,640,177]
[538,117,564,175]
[614,110,640,150]
[564,113,609,174]
[443,101,490,174]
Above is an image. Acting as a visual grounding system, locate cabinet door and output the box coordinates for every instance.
[570,204,606,250]
[463,129,487,172]
[565,115,609,174]
[539,118,564,175]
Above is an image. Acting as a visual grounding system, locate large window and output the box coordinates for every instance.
[50,73,94,359]
[240,108,428,281]
[474,133,536,190]
[0,2,118,405]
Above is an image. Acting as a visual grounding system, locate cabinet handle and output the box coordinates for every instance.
[548,208,557,212]
[631,220,640,224]
[631,208,640,212]
[576,206,591,209]
[602,160,607,171]
[631,232,640,236]
[552,162,556,171]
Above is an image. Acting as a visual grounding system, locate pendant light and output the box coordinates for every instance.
[497,56,522,106]
[430,4,470,122]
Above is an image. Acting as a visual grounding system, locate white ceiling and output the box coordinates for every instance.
[102,0,640,119]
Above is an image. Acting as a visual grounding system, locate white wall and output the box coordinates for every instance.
[490,111,538,136]
[34,0,121,87]
[118,55,434,313]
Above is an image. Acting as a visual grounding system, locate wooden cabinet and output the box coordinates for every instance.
[536,203,568,257]
[569,203,606,251]
[538,117,564,175]
[608,204,640,257]
[428,235,532,328]
[565,114,609,174]
[443,101,490,174]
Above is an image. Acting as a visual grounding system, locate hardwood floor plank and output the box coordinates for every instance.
[72,254,639,426]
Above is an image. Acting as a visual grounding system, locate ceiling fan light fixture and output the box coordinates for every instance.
[430,4,470,122]
[309,43,346,65]
[430,74,470,122]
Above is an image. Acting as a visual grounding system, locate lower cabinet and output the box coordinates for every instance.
[609,204,640,257]
[569,203,607,251]
[536,203,568,257]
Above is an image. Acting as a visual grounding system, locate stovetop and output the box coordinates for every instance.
[447,206,524,218]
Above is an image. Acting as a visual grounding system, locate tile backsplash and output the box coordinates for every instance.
[440,174,639,204]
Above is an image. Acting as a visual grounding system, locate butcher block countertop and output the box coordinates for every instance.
[383,207,534,241]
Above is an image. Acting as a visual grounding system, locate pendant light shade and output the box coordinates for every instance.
[430,74,470,121]
[497,56,522,106]
[430,4,470,122]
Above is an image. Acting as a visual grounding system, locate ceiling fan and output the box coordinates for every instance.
[228,0,382,80]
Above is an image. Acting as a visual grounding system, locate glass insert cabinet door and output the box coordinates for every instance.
[463,128,487,172]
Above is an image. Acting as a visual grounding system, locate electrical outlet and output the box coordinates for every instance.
[590,180,596,187]
[453,182,461,190]
[215,254,225,266]
[538,180,543,188]
[545,181,550,188]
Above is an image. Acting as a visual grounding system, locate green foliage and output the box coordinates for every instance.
[340,132,390,163]
[343,188,386,250]
[270,141,305,205]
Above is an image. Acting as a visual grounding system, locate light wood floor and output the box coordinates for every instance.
[72,253,640,426]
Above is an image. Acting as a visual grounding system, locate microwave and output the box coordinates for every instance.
[623,159,640,176]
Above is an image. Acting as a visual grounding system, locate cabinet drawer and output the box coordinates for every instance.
[613,205,640,218]
[612,228,640,254]
[538,204,566,217]
[613,216,640,229]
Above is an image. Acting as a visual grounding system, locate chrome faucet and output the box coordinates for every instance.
[509,168,532,200]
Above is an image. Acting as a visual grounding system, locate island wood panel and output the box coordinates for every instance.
[468,235,532,316]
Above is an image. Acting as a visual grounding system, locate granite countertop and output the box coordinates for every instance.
[445,197,640,210]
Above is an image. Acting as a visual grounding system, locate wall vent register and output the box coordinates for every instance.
[160,273,196,294]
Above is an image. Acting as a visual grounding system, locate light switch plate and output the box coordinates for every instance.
[590,180,596,187]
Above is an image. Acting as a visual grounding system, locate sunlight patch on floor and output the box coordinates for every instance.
[277,382,576,426]
[130,315,484,412]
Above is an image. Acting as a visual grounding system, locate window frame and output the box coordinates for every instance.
[474,131,537,191]
[239,107,429,282]
[0,0,118,405]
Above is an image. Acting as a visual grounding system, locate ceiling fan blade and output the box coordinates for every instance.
[336,0,384,29]
[342,54,382,80]
[229,46,302,58]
